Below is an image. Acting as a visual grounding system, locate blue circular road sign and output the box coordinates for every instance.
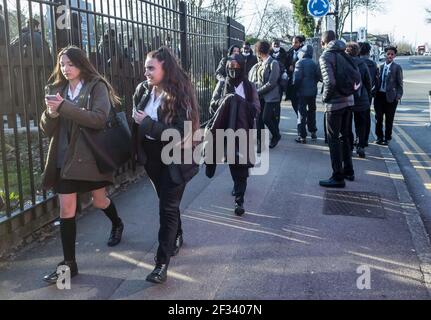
[307,0,330,18]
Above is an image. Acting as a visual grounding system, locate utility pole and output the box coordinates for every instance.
[335,0,339,39]
[350,0,353,41]
[366,0,369,36]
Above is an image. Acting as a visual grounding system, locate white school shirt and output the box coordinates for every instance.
[235,82,245,99]
[67,81,84,100]
[379,61,393,92]
[143,87,165,140]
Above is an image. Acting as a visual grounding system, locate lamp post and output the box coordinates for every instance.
[335,0,339,39]
[366,0,369,35]
[350,0,353,41]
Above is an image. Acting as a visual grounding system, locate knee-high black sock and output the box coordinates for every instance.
[60,217,76,262]
[102,199,122,226]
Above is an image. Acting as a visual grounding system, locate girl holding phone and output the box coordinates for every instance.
[40,46,124,284]
[132,47,200,284]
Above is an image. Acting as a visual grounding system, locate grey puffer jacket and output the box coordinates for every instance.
[319,40,354,111]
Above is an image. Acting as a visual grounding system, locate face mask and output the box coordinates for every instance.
[228,68,241,79]
[273,47,280,53]
[242,51,250,57]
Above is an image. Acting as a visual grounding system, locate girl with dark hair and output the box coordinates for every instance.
[207,54,260,216]
[132,46,200,284]
[40,46,124,284]
[215,45,241,82]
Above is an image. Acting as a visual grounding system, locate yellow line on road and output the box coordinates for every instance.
[393,126,431,192]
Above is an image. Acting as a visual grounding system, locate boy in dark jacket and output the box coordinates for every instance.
[374,46,403,145]
[346,42,372,158]
[293,44,320,143]
[241,41,258,75]
[319,31,355,188]
[359,42,379,146]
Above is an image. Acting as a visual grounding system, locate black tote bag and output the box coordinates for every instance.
[79,81,132,173]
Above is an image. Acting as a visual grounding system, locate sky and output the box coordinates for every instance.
[235,0,431,46]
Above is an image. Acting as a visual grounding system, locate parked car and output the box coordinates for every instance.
[424,52,431,56]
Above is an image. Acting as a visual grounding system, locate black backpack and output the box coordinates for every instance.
[335,52,361,97]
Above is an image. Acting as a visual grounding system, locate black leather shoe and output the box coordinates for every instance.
[205,164,216,178]
[269,135,281,149]
[319,177,346,188]
[383,139,389,145]
[311,132,317,140]
[43,260,78,285]
[344,174,355,181]
[172,234,183,256]
[234,201,245,216]
[356,147,366,158]
[375,139,384,145]
[146,263,168,284]
[108,220,124,247]
[295,136,306,144]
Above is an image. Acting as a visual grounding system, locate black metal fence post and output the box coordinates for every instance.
[179,1,189,73]
[0,0,245,237]
[54,0,68,50]
[226,16,231,49]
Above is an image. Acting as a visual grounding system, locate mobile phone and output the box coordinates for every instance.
[45,95,59,101]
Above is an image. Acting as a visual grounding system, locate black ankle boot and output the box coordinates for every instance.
[146,262,169,284]
[107,220,124,247]
[171,233,183,256]
[234,196,245,216]
[43,260,78,285]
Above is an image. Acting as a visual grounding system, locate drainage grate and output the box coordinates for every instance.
[323,191,385,219]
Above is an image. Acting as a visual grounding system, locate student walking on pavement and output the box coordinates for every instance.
[270,39,289,110]
[249,40,281,152]
[215,45,241,82]
[345,42,372,158]
[359,42,379,146]
[241,41,258,76]
[40,46,124,284]
[132,47,200,284]
[374,46,403,145]
[206,54,260,216]
[285,35,305,113]
[319,31,357,188]
[293,44,320,144]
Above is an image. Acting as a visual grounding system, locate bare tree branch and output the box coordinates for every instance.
[330,0,383,37]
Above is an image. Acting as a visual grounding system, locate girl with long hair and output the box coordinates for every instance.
[40,46,124,284]
[132,46,200,284]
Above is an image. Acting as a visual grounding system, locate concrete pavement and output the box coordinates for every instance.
[0,101,430,300]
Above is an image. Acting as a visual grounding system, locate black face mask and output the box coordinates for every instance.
[228,68,241,79]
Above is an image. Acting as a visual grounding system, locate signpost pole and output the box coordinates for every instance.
[335,0,339,39]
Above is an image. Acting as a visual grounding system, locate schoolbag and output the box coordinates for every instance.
[263,59,285,89]
[335,51,361,97]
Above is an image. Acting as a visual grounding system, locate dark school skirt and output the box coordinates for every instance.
[53,170,112,194]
